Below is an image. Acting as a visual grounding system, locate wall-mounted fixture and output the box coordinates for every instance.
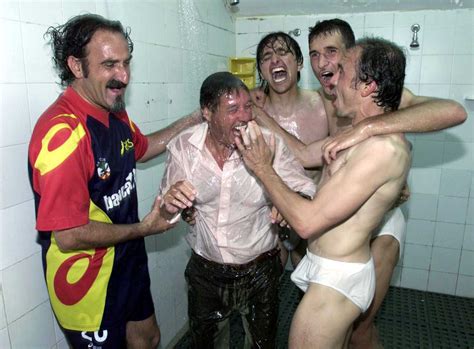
[288,28,301,37]
[230,0,239,5]
[410,24,420,49]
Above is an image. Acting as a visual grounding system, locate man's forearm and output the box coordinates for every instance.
[363,97,466,137]
[140,110,202,162]
[53,220,147,251]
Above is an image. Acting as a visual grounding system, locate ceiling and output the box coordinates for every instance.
[228,0,474,17]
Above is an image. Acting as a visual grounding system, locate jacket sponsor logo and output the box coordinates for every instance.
[103,169,136,210]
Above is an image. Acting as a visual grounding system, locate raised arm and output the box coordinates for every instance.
[323,88,467,161]
[139,109,203,162]
[237,122,407,239]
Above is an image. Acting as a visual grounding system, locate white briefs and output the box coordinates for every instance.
[372,207,407,258]
[291,250,376,312]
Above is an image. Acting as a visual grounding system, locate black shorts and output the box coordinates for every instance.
[61,277,154,348]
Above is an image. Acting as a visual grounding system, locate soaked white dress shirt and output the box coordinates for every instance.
[160,123,316,264]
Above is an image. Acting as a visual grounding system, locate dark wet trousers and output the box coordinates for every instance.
[185,248,283,349]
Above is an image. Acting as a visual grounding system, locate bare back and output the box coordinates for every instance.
[308,133,411,262]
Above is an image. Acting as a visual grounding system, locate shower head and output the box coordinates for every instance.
[288,28,301,37]
[410,24,420,49]
[230,0,239,5]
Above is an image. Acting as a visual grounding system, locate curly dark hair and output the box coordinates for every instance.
[200,72,249,112]
[355,37,406,111]
[256,32,303,94]
[45,14,133,87]
[309,18,356,49]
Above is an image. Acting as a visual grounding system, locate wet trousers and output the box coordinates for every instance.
[185,248,282,349]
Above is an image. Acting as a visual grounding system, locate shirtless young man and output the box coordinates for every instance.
[237,37,412,348]
[255,32,328,267]
[253,19,467,348]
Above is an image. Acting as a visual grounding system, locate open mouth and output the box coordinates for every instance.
[271,67,288,83]
[320,71,334,85]
[233,124,248,139]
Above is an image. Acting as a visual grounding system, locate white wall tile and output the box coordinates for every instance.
[2,253,49,323]
[19,0,62,26]
[0,1,20,20]
[430,247,461,273]
[148,45,169,83]
[405,193,438,221]
[27,83,61,129]
[424,10,456,27]
[0,327,10,349]
[427,271,457,294]
[0,19,26,83]
[442,141,473,171]
[454,26,474,55]
[8,301,55,349]
[0,144,32,209]
[463,225,474,251]
[21,22,57,83]
[439,169,471,197]
[127,83,151,124]
[411,139,444,168]
[236,18,259,34]
[403,243,432,269]
[445,110,473,143]
[406,219,435,245]
[408,168,441,195]
[61,1,97,23]
[0,276,6,329]
[148,84,169,122]
[0,83,30,147]
[365,12,393,28]
[456,274,474,297]
[405,54,421,84]
[437,196,468,224]
[400,267,428,291]
[422,26,454,55]
[166,48,184,83]
[459,249,474,276]
[259,16,284,33]
[0,200,39,270]
[434,222,465,249]
[420,55,453,84]
[394,12,424,27]
[467,199,474,225]
[452,55,474,84]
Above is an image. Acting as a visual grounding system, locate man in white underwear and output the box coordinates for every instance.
[237,37,411,348]
[252,19,466,348]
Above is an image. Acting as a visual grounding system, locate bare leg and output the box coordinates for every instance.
[289,283,360,349]
[350,236,399,349]
[126,314,160,349]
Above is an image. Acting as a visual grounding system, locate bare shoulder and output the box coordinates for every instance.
[348,134,411,171]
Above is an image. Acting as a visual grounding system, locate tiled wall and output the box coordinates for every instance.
[236,9,473,296]
[0,0,235,348]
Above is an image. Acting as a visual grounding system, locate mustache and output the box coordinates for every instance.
[106,80,127,89]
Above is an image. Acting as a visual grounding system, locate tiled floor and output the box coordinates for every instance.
[175,270,474,348]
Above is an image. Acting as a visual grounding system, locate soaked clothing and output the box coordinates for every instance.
[160,123,315,347]
[291,250,376,312]
[28,87,152,345]
[160,123,316,264]
[372,207,406,258]
[186,249,283,349]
